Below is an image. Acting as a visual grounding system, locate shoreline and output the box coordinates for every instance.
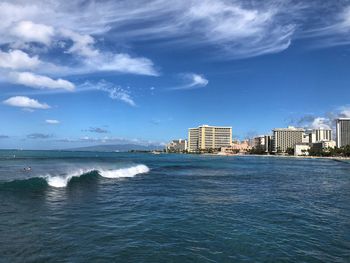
[213,153,350,161]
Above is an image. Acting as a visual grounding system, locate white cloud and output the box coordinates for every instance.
[310,117,331,130]
[0,2,159,78]
[99,84,136,107]
[0,0,347,83]
[88,53,158,76]
[3,96,50,109]
[339,106,350,118]
[182,0,295,57]
[302,5,350,48]
[46,119,60,124]
[188,73,209,88]
[11,20,54,45]
[9,72,75,91]
[0,0,300,60]
[81,81,136,106]
[171,73,208,90]
[0,49,41,70]
[60,29,99,57]
[292,105,350,133]
[57,135,163,146]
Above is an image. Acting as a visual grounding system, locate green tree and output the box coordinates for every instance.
[286,147,294,155]
[249,146,265,155]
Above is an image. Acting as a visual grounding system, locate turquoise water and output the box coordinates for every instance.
[0,150,349,262]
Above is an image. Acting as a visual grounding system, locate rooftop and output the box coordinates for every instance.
[273,126,305,131]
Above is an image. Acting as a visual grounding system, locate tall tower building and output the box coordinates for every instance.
[272,126,305,153]
[307,128,332,143]
[336,118,350,147]
[188,125,232,152]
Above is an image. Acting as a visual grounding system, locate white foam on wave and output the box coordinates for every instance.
[45,168,93,188]
[99,164,150,178]
[43,164,150,188]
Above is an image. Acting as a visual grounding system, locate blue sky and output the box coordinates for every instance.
[0,0,350,149]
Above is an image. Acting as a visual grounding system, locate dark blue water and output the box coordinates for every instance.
[0,150,349,262]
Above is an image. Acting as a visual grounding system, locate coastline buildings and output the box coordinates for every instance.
[306,128,332,143]
[166,120,344,156]
[293,127,334,156]
[188,125,232,152]
[294,143,310,156]
[272,126,305,153]
[251,135,273,153]
[252,136,265,149]
[166,139,187,153]
[336,118,350,147]
[264,135,273,153]
[220,140,251,154]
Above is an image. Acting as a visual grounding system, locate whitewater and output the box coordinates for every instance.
[43,164,150,188]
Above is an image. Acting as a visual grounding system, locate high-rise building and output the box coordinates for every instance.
[253,136,265,149]
[166,139,187,152]
[188,125,232,152]
[307,128,332,143]
[272,126,305,153]
[336,118,350,147]
[188,128,199,152]
[264,135,273,153]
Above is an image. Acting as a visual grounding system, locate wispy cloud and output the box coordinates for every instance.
[0,0,159,79]
[0,1,160,94]
[1,0,350,62]
[300,4,350,48]
[171,73,209,90]
[187,73,209,88]
[83,127,109,134]
[150,119,161,125]
[46,119,60,124]
[0,135,9,139]
[82,81,136,107]
[56,136,164,146]
[27,133,53,139]
[3,96,50,110]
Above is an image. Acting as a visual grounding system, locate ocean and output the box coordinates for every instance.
[0,150,349,262]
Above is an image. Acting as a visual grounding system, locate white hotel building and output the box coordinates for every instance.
[188,125,232,152]
[306,128,332,143]
[272,126,305,153]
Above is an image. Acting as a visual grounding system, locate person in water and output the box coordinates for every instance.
[23,167,31,172]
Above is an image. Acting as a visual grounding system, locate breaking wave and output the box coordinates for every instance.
[99,164,149,178]
[0,164,150,189]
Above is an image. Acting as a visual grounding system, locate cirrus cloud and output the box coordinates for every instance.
[170,73,209,90]
[81,81,136,107]
[83,127,109,134]
[27,133,53,139]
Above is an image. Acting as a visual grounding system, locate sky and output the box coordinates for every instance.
[0,0,350,149]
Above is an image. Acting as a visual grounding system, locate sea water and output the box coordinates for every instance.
[0,150,349,262]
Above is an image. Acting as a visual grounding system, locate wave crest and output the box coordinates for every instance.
[45,168,91,188]
[99,164,150,178]
[44,164,150,188]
